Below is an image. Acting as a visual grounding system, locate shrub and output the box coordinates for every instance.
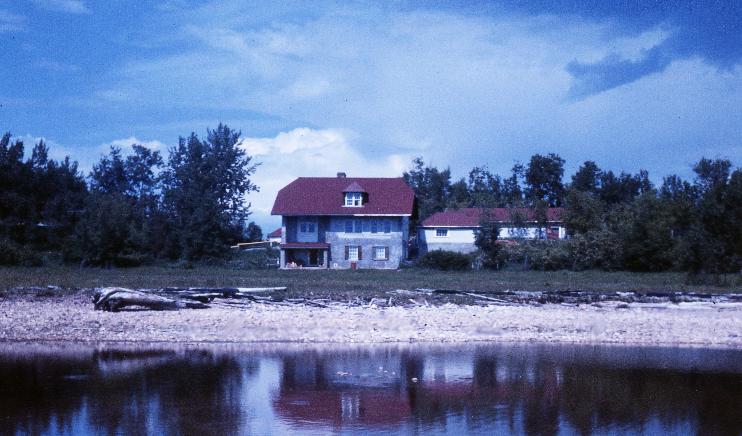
[0,238,43,266]
[418,250,471,271]
[227,248,280,269]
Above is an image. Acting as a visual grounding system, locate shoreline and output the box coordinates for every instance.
[2,292,741,348]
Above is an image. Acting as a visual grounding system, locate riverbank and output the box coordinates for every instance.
[2,266,742,295]
[2,291,741,347]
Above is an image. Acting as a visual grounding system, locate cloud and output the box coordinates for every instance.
[240,127,410,219]
[37,59,80,73]
[31,0,90,14]
[567,46,673,100]
[0,9,26,32]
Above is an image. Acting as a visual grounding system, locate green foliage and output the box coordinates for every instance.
[163,124,259,260]
[0,238,43,266]
[474,211,501,268]
[562,189,605,235]
[245,222,263,242]
[227,248,279,269]
[403,157,453,220]
[418,250,472,271]
[525,153,565,207]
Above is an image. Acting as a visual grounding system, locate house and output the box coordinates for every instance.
[271,173,416,269]
[418,207,566,254]
[267,228,282,245]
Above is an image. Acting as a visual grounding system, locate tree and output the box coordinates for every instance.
[622,194,676,271]
[474,210,502,268]
[467,166,502,207]
[446,178,470,209]
[571,161,602,194]
[693,158,731,195]
[525,153,565,207]
[598,170,653,205]
[245,221,263,242]
[563,188,605,235]
[163,124,259,260]
[403,157,452,220]
[502,163,524,207]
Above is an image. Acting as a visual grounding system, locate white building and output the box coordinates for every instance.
[417,207,567,254]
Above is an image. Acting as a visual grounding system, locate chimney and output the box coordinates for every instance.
[337,172,346,178]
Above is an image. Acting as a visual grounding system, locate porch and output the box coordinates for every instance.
[280,242,330,269]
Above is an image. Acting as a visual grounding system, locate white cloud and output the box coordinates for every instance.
[82,2,742,184]
[31,0,91,14]
[240,127,410,218]
[0,9,26,32]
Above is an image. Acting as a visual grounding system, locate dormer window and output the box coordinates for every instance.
[344,192,363,207]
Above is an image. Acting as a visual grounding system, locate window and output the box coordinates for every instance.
[373,246,389,261]
[299,222,315,233]
[436,228,448,237]
[383,220,391,234]
[345,220,353,233]
[346,246,359,261]
[354,219,363,233]
[370,220,378,234]
[344,192,363,207]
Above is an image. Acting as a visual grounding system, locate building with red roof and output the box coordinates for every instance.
[271,173,416,269]
[418,207,566,254]
[267,228,282,245]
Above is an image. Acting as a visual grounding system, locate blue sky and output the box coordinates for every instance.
[2,0,741,231]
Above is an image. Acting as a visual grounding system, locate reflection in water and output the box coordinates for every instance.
[1,343,741,435]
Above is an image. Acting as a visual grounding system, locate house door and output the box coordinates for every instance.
[309,250,319,266]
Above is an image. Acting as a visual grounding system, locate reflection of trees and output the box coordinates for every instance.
[3,346,741,435]
[0,348,245,436]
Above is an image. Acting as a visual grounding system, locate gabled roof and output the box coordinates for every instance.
[272,177,415,216]
[267,228,282,238]
[420,207,564,227]
[343,181,366,193]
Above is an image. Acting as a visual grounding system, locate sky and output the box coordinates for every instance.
[2,0,741,231]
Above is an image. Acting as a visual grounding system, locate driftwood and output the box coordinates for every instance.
[93,288,208,312]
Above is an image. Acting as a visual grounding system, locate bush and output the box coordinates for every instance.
[0,238,43,266]
[418,250,471,271]
[227,248,280,269]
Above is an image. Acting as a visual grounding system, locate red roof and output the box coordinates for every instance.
[271,177,415,216]
[268,228,282,238]
[421,207,564,227]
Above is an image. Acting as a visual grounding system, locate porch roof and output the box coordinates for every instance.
[280,242,330,249]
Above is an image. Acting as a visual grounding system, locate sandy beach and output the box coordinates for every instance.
[1,291,741,347]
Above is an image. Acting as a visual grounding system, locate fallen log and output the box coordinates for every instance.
[93,287,208,312]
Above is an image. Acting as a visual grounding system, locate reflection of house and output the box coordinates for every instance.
[271,173,415,269]
[418,207,566,254]
[267,228,282,245]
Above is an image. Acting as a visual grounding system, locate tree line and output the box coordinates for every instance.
[404,154,742,274]
[0,124,261,267]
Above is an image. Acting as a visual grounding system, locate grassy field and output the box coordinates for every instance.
[1,265,741,295]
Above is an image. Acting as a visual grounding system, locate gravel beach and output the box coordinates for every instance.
[1,291,741,347]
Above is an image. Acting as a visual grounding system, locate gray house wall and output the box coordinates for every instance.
[282,215,408,269]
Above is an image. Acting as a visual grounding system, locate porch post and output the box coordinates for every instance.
[280,249,286,269]
[323,249,329,268]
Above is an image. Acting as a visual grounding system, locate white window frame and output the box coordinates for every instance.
[348,246,359,261]
[435,228,448,237]
[383,220,391,234]
[373,246,388,261]
[299,222,315,233]
[344,192,363,207]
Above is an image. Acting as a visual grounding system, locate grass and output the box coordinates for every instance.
[1,265,741,295]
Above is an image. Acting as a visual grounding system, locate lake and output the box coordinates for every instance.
[1,342,741,435]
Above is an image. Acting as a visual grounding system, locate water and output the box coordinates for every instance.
[1,343,741,435]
